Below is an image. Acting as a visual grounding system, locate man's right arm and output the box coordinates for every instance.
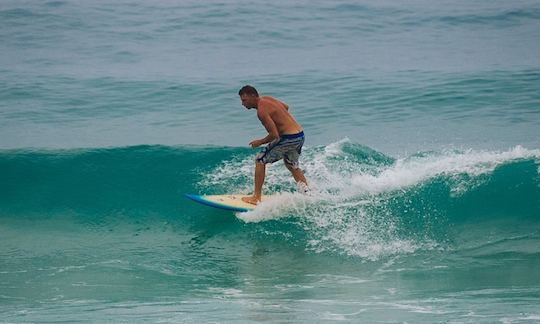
[257,112,279,144]
[248,108,279,148]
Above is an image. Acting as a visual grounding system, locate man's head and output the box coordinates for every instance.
[238,85,259,109]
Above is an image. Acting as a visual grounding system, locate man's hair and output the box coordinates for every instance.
[238,85,259,97]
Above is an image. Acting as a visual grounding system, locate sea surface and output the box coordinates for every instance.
[1,0,540,323]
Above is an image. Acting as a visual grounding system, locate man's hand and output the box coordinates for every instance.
[249,139,263,148]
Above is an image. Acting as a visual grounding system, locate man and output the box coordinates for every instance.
[238,85,308,205]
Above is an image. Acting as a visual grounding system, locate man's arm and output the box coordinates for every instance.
[249,110,279,148]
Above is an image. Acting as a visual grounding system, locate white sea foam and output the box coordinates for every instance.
[236,191,313,223]
[349,144,540,195]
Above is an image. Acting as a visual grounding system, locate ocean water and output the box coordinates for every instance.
[1,0,540,323]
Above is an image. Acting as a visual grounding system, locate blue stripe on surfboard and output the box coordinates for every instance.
[185,194,254,212]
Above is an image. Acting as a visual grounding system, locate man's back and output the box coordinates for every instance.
[258,96,303,136]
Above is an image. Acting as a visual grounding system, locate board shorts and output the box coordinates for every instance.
[256,131,305,169]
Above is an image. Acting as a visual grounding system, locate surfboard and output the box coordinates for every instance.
[185,194,269,212]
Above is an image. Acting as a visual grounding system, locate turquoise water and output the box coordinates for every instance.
[1,1,540,322]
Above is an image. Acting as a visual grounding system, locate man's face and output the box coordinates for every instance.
[240,94,257,109]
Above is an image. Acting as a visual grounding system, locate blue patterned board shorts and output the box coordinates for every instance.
[256,131,305,169]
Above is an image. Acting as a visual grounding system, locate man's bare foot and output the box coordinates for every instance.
[297,181,310,194]
[241,195,261,205]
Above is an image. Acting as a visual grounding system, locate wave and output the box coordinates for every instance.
[1,141,539,260]
[0,145,243,219]
[202,139,540,258]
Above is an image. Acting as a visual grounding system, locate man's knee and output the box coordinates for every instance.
[284,160,299,171]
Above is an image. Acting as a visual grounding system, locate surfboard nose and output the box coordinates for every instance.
[184,194,198,200]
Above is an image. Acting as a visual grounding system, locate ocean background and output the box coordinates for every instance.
[1,0,540,322]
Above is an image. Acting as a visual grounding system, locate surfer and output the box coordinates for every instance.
[238,85,308,205]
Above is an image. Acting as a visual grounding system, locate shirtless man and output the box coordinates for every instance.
[238,85,308,205]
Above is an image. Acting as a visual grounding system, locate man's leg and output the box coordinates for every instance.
[242,162,266,205]
[285,162,308,189]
